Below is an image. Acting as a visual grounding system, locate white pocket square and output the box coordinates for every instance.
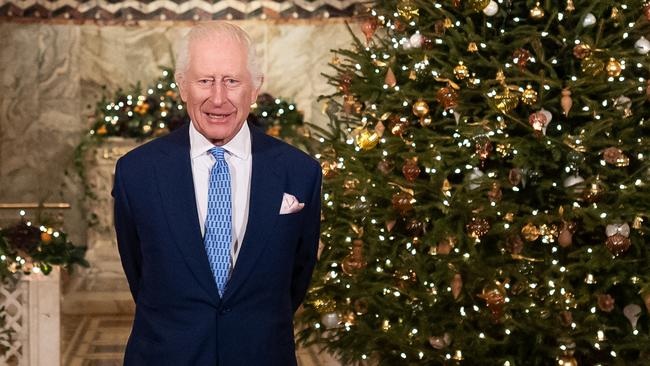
[279,193,305,214]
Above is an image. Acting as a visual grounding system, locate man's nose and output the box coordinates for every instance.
[209,82,227,105]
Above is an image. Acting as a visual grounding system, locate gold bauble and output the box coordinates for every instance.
[397,0,419,20]
[606,58,622,77]
[468,0,490,12]
[435,87,458,110]
[557,355,578,366]
[494,89,519,113]
[521,222,540,241]
[453,61,469,80]
[530,2,545,19]
[420,115,433,127]
[581,57,605,76]
[583,177,605,203]
[521,85,538,105]
[321,160,338,178]
[412,99,430,117]
[355,129,380,150]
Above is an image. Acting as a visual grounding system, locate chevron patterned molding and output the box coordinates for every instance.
[0,0,364,21]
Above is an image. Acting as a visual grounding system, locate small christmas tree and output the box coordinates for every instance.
[299,1,650,365]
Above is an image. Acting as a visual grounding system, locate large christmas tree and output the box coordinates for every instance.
[298,1,650,365]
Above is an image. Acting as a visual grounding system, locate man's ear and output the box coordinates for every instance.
[175,73,188,102]
[251,76,264,102]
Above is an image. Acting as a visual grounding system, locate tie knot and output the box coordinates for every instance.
[208,147,226,161]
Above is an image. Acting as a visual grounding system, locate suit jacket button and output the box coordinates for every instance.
[221,308,231,314]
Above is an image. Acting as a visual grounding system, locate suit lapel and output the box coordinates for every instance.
[154,124,220,305]
[223,126,284,302]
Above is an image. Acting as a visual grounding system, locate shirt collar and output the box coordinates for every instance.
[189,121,251,161]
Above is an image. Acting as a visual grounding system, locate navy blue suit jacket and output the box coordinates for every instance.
[112,122,322,365]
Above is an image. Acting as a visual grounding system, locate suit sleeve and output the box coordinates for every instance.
[290,164,323,313]
[112,159,142,302]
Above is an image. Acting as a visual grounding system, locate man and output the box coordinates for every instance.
[112,21,322,365]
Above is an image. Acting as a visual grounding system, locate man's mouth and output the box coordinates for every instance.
[205,112,233,121]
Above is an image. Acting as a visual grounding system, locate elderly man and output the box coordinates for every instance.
[112,21,322,365]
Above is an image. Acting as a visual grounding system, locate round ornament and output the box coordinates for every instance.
[454,62,469,80]
[342,239,367,275]
[483,0,498,16]
[402,159,421,182]
[606,58,622,77]
[581,57,604,76]
[412,99,430,117]
[409,33,424,48]
[557,355,578,366]
[583,13,597,27]
[487,182,502,202]
[468,0,490,12]
[466,217,490,238]
[429,333,452,349]
[635,37,650,55]
[320,312,340,329]
[512,48,532,69]
[494,89,519,113]
[355,129,380,150]
[645,2,650,21]
[603,147,628,166]
[436,236,457,255]
[392,192,414,215]
[377,159,394,175]
[521,85,538,105]
[505,234,524,254]
[388,118,408,136]
[321,160,338,178]
[528,110,550,135]
[521,222,540,241]
[435,87,458,110]
[598,294,615,312]
[605,233,631,256]
[573,44,592,59]
[583,177,605,203]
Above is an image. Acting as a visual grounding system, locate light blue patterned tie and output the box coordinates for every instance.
[204,146,232,297]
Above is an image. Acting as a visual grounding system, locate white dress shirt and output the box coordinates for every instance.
[189,122,252,266]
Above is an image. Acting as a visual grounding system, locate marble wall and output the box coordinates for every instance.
[0,19,355,246]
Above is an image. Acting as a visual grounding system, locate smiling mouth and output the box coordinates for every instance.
[205,112,233,121]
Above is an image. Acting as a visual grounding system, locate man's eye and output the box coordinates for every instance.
[198,79,213,85]
[225,79,239,85]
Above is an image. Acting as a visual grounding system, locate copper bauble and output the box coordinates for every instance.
[572,44,592,59]
[598,294,615,312]
[389,118,408,136]
[644,2,650,21]
[561,88,573,116]
[341,239,367,275]
[508,168,522,186]
[606,58,622,77]
[377,159,394,175]
[521,222,540,241]
[435,87,458,110]
[466,217,490,238]
[512,48,532,69]
[528,110,549,134]
[385,67,397,88]
[339,73,353,93]
[412,99,430,117]
[392,192,414,215]
[402,159,421,182]
[436,236,457,255]
[478,285,506,320]
[505,234,524,255]
[420,116,432,127]
[406,218,425,236]
[452,273,463,299]
[603,147,624,165]
[558,228,573,248]
[429,333,452,349]
[583,177,605,203]
[605,233,631,256]
[321,160,338,178]
[360,18,378,43]
[453,61,469,80]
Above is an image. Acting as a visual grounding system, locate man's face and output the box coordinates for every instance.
[179,36,261,145]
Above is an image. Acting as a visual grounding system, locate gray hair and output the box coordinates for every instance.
[174,21,263,87]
